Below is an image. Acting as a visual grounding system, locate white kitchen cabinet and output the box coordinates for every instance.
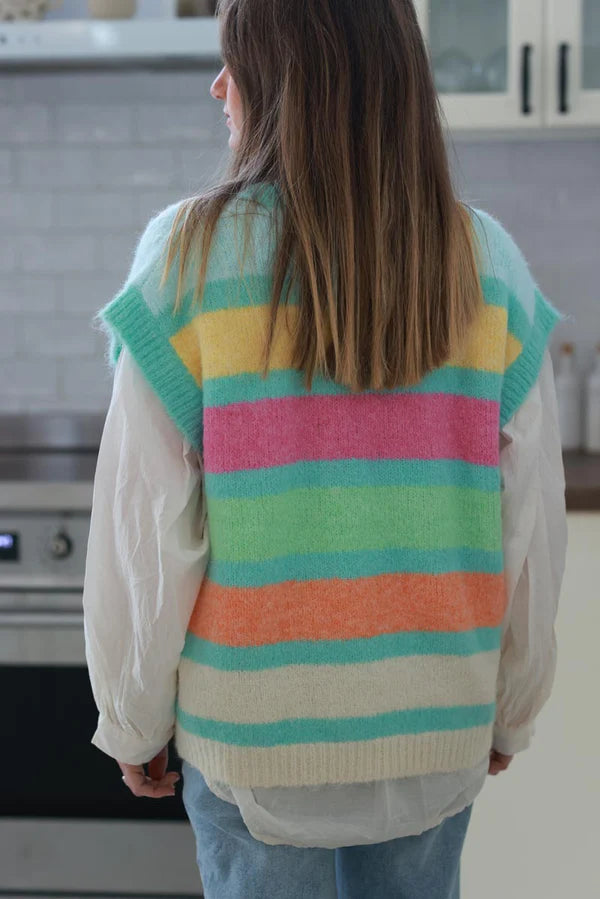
[415,0,600,130]
[414,0,545,129]
[545,0,600,126]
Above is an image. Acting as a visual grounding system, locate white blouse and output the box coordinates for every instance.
[83,346,567,848]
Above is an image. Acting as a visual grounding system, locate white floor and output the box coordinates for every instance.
[461,513,600,899]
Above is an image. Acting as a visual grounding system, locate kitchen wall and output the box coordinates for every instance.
[0,67,598,412]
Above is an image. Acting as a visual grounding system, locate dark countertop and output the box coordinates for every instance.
[563,450,600,512]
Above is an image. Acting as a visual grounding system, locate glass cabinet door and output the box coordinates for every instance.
[428,0,509,95]
[582,0,600,90]
[545,0,600,125]
[414,0,544,129]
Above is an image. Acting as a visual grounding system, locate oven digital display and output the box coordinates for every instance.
[0,532,19,561]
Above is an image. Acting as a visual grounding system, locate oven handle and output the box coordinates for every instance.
[0,610,84,628]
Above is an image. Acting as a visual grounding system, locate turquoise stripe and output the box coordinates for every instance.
[207,546,504,587]
[203,365,503,408]
[500,288,565,428]
[175,700,497,747]
[200,272,278,314]
[164,271,510,318]
[181,624,501,671]
[205,458,500,499]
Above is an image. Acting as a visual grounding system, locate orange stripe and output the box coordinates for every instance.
[188,572,507,646]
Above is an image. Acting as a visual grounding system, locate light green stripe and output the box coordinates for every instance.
[181,625,501,671]
[205,458,500,499]
[208,485,501,561]
[175,700,496,747]
[207,546,504,586]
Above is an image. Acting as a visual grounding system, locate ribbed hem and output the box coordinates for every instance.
[173,722,493,788]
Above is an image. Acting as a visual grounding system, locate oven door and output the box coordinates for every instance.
[0,598,202,896]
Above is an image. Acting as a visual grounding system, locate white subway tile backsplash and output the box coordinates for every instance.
[450,141,512,185]
[0,235,17,272]
[0,79,14,103]
[134,104,215,144]
[1,359,58,397]
[555,180,600,226]
[0,105,50,143]
[0,68,597,413]
[0,149,13,185]
[178,146,225,189]
[0,316,17,358]
[55,191,136,229]
[94,147,177,187]
[21,315,97,357]
[506,139,600,186]
[17,147,95,187]
[465,183,546,228]
[519,221,600,266]
[13,71,135,105]
[0,191,54,229]
[10,395,108,413]
[135,189,186,224]
[59,357,113,404]
[12,70,219,105]
[55,105,134,144]
[19,233,96,273]
[58,274,121,313]
[99,233,138,275]
[0,276,58,313]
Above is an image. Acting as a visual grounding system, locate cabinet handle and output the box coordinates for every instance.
[559,42,570,113]
[521,43,532,115]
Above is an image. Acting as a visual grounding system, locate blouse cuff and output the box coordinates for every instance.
[492,720,535,755]
[91,714,175,766]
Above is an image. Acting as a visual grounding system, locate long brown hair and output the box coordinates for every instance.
[162,0,485,392]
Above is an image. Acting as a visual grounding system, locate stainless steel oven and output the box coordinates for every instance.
[0,414,203,898]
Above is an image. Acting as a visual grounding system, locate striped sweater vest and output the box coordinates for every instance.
[97,182,565,788]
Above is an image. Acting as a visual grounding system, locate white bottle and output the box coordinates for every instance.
[583,343,600,454]
[555,342,581,451]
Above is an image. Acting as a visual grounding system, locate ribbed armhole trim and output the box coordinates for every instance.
[500,290,566,429]
[97,285,203,452]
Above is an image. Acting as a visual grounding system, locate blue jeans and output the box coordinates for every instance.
[181,760,473,899]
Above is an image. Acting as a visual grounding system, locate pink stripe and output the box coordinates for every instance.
[204,392,499,473]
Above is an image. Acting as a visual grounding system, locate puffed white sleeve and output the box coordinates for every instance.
[82,346,209,765]
[493,348,567,755]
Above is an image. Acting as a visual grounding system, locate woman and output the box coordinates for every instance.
[83,1,567,896]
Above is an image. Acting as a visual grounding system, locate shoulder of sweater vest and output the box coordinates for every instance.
[466,204,539,324]
[125,192,277,301]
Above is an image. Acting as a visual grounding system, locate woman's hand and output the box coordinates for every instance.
[488,748,514,775]
[118,743,180,799]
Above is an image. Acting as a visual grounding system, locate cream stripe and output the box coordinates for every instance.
[177,650,501,724]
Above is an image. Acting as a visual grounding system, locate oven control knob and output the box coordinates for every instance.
[48,530,73,560]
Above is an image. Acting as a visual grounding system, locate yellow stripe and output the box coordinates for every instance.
[170,301,517,387]
[505,332,522,368]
